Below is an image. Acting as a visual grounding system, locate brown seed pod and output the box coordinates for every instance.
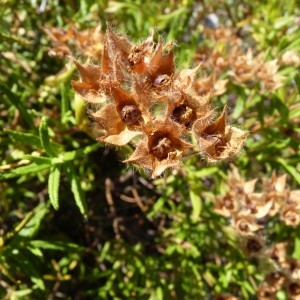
[247,237,263,253]
[171,104,196,128]
[286,280,300,298]
[150,136,174,160]
[240,234,265,257]
[120,104,141,125]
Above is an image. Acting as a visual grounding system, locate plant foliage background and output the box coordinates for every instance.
[1,0,300,299]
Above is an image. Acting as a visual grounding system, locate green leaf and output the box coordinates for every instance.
[22,155,52,164]
[9,289,33,299]
[192,167,218,178]
[61,143,101,162]
[1,84,35,129]
[272,96,289,123]
[48,165,61,210]
[293,237,300,259]
[276,157,300,185]
[0,163,50,181]
[66,162,87,216]
[189,190,201,222]
[5,130,41,148]
[294,72,300,95]
[39,117,58,157]
[29,240,84,252]
[232,95,245,119]
[17,203,49,238]
[274,16,295,30]
[60,84,70,124]
[283,35,300,52]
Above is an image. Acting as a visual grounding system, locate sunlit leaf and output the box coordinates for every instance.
[39,117,58,157]
[66,162,87,216]
[48,164,61,210]
[0,163,50,181]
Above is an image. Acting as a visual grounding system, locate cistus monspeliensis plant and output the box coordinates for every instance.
[71,27,247,178]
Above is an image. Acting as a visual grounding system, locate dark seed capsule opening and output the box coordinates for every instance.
[151,137,174,160]
[171,104,195,127]
[288,282,300,295]
[120,105,141,125]
[246,238,263,253]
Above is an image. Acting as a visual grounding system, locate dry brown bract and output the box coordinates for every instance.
[71,27,247,178]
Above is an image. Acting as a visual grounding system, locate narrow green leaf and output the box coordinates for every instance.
[274,16,295,29]
[9,289,33,298]
[29,240,84,252]
[0,163,50,181]
[273,96,289,123]
[17,203,50,238]
[22,155,52,164]
[1,84,34,129]
[61,143,101,162]
[293,237,300,259]
[60,84,70,124]
[66,162,87,216]
[48,165,61,210]
[294,72,300,95]
[276,158,300,184]
[193,167,218,178]
[189,190,201,222]
[39,117,57,157]
[147,197,165,218]
[6,130,41,148]
[232,95,245,119]
[283,36,300,52]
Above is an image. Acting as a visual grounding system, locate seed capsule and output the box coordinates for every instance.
[151,137,174,160]
[120,105,141,125]
[246,237,263,254]
[171,104,195,127]
[153,74,170,87]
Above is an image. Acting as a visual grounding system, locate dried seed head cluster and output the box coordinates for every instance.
[215,165,300,231]
[256,242,300,300]
[194,28,286,93]
[71,27,247,177]
[215,167,300,298]
[44,24,104,59]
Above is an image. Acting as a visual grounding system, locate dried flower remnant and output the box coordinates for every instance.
[280,50,300,67]
[286,280,300,300]
[265,271,286,291]
[280,203,300,227]
[71,27,247,177]
[256,59,285,91]
[241,234,265,257]
[287,259,300,280]
[268,243,288,267]
[192,107,247,162]
[215,166,300,228]
[194,27,285,92]
[124,119,192,178]
[233,213,262,236]
[256,282,276,300]
[166,90,210,129]
[214,294,239,300]
[214,192,239,218]
[44,24,104,59]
